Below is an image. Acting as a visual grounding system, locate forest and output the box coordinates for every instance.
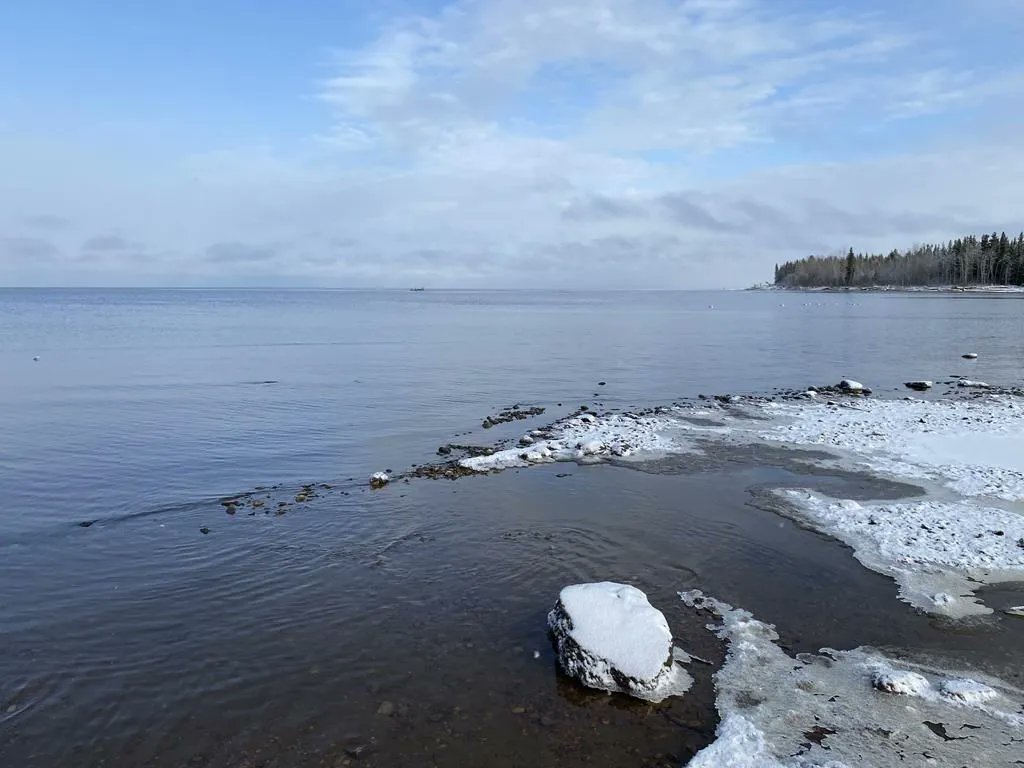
[774,232,1024,288]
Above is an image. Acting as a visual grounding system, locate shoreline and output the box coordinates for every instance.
[750,283,1024,294]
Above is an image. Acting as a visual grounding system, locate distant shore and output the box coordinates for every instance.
[748,284,1024,294]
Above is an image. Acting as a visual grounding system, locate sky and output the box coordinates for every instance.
[2,0,1023,288]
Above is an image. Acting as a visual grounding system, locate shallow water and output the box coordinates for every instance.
[3,288,1024,766]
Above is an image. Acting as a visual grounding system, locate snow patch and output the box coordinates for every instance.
[758,396,1024,501]
[777,490,1024,617]
[459,412,681,472]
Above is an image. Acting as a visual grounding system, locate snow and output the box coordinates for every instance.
[777,490,1024,617]
[958,378,990,388]
[369,471,390,487]
[758,395,1024,501]
[839,379,864,391]
[459,411,680,472]
[548,582,693,703]
[872,669,931,696]
[679,590,1024,767]
[940,678,1000,704]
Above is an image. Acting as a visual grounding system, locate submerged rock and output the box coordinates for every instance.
[547,582,692,703]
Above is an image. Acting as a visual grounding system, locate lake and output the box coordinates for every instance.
[2,288,1024,767]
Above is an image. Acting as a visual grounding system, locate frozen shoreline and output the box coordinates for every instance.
[680,590,1024,767]
[450,389,1024,618]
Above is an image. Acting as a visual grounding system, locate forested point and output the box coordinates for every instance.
[774,232,1024,288]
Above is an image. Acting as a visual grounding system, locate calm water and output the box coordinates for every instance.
[2,288,1024,767]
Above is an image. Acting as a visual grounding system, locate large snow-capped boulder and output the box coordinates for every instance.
[547,582,692,702]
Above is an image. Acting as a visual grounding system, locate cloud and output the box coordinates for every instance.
[21,214,73,231]
[1,237,60,262]
[204,242,279,264]
[82,234,135,252]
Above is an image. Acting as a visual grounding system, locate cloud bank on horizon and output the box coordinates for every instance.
[1,0,1022,288]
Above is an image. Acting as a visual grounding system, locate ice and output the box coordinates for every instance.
[777,490,1024,617]
[758,395,1024,501]
[548,582,692,703]
[680,590,1024,767]
[459,412,680,472]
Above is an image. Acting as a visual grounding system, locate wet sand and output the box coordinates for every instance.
[3,445,1024,767]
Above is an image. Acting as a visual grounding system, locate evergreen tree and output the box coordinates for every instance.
[845,247,856,286]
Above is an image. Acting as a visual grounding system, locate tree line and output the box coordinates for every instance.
[774,232,1024,288]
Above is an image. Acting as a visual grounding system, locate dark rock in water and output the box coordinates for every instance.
[199,527,210,535]
[224,504,236,515]
[481,405,546,428]
[79,520,95,528]
[904,381,933,391]
[369,472,390,489]
[962,353,979,359]
[598,381,606,386]
[437,444,452,455]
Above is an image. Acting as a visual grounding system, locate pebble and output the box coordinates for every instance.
[511,706,526,715]
[376,701,395,717]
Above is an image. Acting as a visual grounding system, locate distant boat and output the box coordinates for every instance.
[409,287,425,292]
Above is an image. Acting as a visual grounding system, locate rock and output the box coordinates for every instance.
[32,356,40,362]
[224,504,236,515]
[199,527,210,535]
[437,445,452,455]
[1003,606,1024,618]
[839,379,865,393]
[904,381,933,391]
[598,381,606,386]
[369,472,390,488]
[962,353,979,359]
[376,701,395,717]
[872,669,930,696]
[939,678,999,703]
[251,499,264,508]
[79,520,95,528]
[511,706,526,715]
[547,582,692,702]
[294,494,307,503]
[518,435,534,446]
[957,378,990,388]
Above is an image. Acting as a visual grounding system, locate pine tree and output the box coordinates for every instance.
[844,247,856,286]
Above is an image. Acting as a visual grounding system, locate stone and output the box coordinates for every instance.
[904,381,933,391]
[369,472,390,488]
[376,701,395,717]
[547,582,692,702]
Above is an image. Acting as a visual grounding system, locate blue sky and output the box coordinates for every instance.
[2,0,1023,287]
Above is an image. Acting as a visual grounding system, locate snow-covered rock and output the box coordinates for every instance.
[369,471,390,488]
[839,379,865,392]
[940,678,999,704]
[963,352,979,359]
[548,582,692,703]
[872,668,931,695]
[904,380,933,391]
[958,378,990,388]
[459,411,680,472]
